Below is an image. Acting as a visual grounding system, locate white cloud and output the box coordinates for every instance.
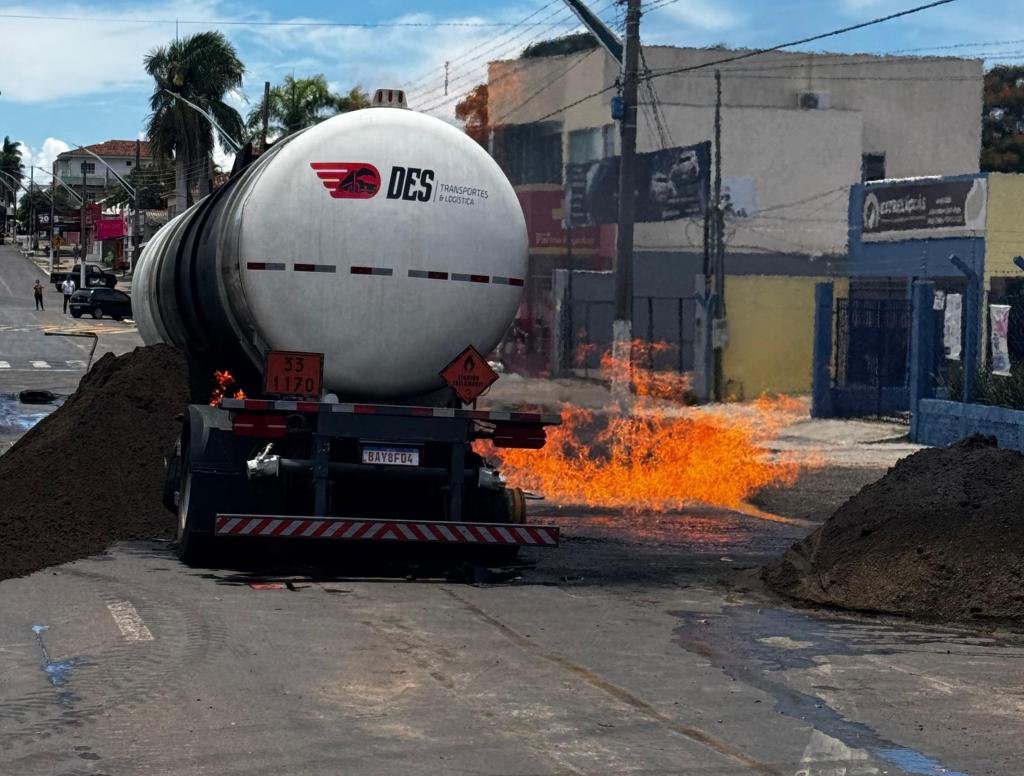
[16,137,71,177]
[0,0,226,103]
[652,0,743,32]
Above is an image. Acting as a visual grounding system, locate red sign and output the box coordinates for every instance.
[263,351,324,398]
[440,345,499,404]
[515,186,602,255]
[96,218,126,240]
[310,163,381,199]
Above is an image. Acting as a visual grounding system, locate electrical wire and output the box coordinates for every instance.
[0,12,530,28]
[525,0,963,124]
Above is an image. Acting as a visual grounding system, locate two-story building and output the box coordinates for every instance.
[55,139,150,200]
[486,44,983,396]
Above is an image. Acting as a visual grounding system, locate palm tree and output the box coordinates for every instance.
[144,31,245,210]
[247,76,369,141]
[0,136,24,210]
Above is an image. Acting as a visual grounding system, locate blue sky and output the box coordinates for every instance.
[0,0,1020,176]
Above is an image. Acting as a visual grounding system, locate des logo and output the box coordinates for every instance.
[310,163,381,199]
[387,166,435,202]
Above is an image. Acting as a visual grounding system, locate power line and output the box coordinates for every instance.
[647,0,961,82]
[0,12,533,28]
[525,0,962,124]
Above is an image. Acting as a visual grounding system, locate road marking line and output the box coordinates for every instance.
[30,360,50,369]
[0,361,8,368]
[66,360,87,368]
[107,601,154,642]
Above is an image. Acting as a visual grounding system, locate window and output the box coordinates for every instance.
[80,162,96,174]
[126,160,132,167]
[861,153,886,182]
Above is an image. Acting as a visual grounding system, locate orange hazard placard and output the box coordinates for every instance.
[264,350,324,398]
[440,345,498,404]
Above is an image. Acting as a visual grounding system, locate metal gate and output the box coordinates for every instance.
[833,298,912,417]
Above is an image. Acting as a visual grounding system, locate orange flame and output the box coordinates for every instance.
[478,346,806,513]
[209,369,244,406]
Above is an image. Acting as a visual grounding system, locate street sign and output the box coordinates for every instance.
[440,345,498,404]
[52,235,64,248]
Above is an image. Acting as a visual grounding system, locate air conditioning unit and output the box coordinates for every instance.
[797,91,831,110]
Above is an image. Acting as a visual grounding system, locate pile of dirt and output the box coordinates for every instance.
[764,435,1024,623]
[0,345,189,580]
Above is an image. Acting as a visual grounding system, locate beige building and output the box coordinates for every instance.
[486,45,983,396]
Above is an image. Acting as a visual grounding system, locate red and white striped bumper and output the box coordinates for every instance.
[214,515,560,547]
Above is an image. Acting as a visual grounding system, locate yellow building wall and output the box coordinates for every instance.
[722,275,845,399]
[984,173,1024,282]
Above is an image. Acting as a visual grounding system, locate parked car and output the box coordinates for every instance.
[51,263,117,289]
[69,288,133,320]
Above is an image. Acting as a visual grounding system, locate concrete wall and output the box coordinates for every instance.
[722,275,842,398]
[984,173,1024,282]
[916,398,1024,451]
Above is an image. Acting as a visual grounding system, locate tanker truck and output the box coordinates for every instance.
[137,89,561,565]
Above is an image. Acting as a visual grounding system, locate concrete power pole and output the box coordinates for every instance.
[611,0,642,404]
[49,162,56,273]
[80,165,87,290]
[132,139,141,272]
[29,166,35,251]
[711,70,726,401]
[261,80,271,153]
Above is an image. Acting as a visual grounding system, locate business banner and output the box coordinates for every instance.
[944,293,962,361]
[96,217,126,240]
[861,177,986,240]
[990,304,1012,377]
[565,140,711,226]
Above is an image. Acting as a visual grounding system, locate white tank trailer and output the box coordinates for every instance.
[135,100,527,400]
[151,91,561,565]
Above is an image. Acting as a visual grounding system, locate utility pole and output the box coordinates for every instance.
[132,139,141,273]
[80,164,87,290]
[711,70,726,401]
[261,80,271,153]
[29,166,35,251]
[611,0,641,404]
[49,162,56,273]
[444,61,450,96]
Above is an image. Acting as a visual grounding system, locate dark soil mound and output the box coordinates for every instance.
[0,345,188,580]
[763,435,1024,623]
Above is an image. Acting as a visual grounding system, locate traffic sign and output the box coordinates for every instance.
[440,345,498,404]
[52,235,64,248]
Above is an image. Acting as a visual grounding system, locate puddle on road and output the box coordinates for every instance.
[32,624,83,706]
[673,605,985,776]
[0,393,63,454]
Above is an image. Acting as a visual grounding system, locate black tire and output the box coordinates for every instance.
[91,306,103,319]
[113,315,123,321]
[176,460,214,566]
[474,487,526,566]
[71,311,82,318]
[162,439,181,513]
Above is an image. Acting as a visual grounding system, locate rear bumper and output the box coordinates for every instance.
[214,515,559,547]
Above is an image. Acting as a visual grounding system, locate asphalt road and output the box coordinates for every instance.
[0,243,142,395]
[1,245,1021,775]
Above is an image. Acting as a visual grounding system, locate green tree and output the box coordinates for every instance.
[455,84,489,147]
[144,31,245,208]
[982,66,1024,173]
[247,76,369,140]
[0,136,24,210]
[15,188,51,232]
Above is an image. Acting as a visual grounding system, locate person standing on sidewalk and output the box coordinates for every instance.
[60,277,76,314]
[33,279,45,310]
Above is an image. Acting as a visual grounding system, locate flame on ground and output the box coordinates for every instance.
[480,344,806,513]
[209,370,246,406]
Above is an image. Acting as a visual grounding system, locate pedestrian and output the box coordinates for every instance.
[61,277,76,314]
[33,280,44,310]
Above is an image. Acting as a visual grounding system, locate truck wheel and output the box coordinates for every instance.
[475,487,526,565]
[176,460,213,566]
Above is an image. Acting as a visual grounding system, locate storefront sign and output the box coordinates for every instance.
[96,217,126,240]
[861,177,986,240]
